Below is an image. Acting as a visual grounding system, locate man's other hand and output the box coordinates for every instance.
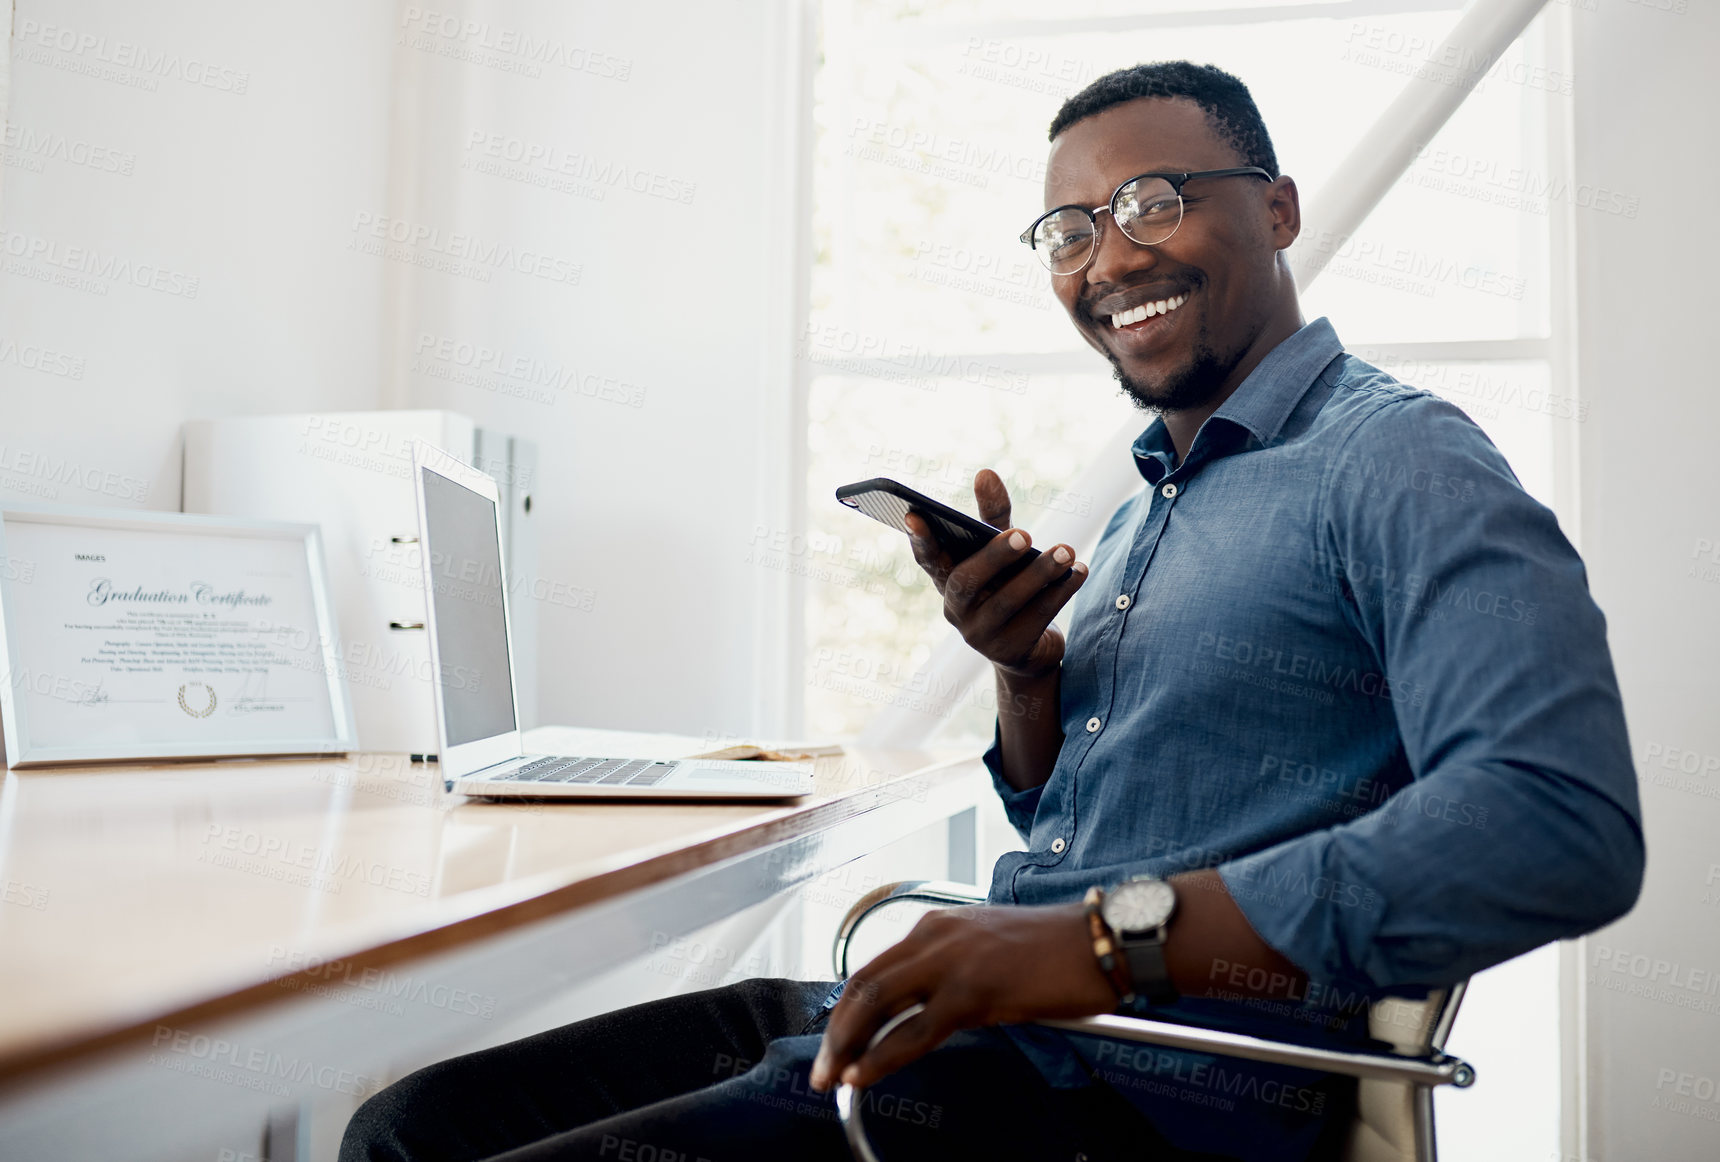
[808,903,1116,1093]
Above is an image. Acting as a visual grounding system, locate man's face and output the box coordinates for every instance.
[1043,97,1290,412]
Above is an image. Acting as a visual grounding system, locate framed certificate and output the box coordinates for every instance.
[0,504,356,767]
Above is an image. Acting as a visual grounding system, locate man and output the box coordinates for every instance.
[343,61,1644,1162]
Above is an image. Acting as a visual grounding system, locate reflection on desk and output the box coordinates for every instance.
[0,727,982,1096]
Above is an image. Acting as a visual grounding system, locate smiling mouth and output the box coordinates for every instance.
[1109,292,1190,330]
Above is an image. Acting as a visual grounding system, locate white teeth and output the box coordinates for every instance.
[1110,293,1188,329]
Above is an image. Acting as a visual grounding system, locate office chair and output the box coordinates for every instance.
[830,881,1475,1162]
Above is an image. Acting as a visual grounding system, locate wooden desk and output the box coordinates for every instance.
[0,727,988,1161]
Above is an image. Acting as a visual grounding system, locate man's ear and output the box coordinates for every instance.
[1267,175,1300,252]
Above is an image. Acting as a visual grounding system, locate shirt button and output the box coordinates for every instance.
[1051,837,1067,854]
[1086,716,1101,733]
[1161,482,1178,499]
[1115,594,1131,611]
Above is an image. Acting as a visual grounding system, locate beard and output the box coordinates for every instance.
[1106,330,1230,414]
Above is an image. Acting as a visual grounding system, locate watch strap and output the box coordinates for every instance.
[1120,931,1178,1005]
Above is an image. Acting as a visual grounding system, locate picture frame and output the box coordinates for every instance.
[0,503,355,767]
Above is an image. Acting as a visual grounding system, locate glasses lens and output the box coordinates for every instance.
[1114,177,1181,245]
[1032,208,1098,274]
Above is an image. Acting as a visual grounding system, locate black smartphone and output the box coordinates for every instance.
[835,477,1039,567]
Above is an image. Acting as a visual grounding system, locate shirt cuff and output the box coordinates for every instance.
[982,721,1043,840]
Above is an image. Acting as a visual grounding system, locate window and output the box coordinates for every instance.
[803,0,1570,749]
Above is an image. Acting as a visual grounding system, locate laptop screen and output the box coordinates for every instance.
[421,467,518,746]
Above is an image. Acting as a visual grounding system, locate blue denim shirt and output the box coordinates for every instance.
[981,317,1644,1160]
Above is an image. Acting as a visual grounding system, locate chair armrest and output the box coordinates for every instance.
[1036,1014,1476,1089]
[829,887,1475,1089]
[831,880,986,979]
[835,1005,1475,1162]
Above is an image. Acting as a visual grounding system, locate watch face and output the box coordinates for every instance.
[1104,878,1177,934]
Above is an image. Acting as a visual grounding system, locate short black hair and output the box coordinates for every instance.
[1047,61,1279,179]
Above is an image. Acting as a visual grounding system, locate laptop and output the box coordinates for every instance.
[412,441,815,800]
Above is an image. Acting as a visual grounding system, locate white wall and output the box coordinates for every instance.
[1569,3,1720,1159]
[1,1,808,740]
[0,1,401,505]
[385,0,810,739]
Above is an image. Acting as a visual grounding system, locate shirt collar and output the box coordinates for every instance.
[1130,316,1345,483]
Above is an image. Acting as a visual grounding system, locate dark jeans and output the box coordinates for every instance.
[339,978,1241,1162]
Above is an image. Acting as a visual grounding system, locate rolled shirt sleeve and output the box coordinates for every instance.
[1217,394,1645,992]
[982,722,1045,842]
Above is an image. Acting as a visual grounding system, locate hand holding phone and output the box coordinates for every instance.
[835,469,1087,680]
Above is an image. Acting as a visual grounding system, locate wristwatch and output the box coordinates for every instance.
[1100,875,1180,1005]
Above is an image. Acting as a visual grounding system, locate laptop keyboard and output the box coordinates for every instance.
[498,756,675,787]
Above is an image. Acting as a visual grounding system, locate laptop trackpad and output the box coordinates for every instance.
[686,767,807,791]
[688,768,764,780]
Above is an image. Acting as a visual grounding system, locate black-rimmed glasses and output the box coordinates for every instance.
[1019,167,1274,275]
